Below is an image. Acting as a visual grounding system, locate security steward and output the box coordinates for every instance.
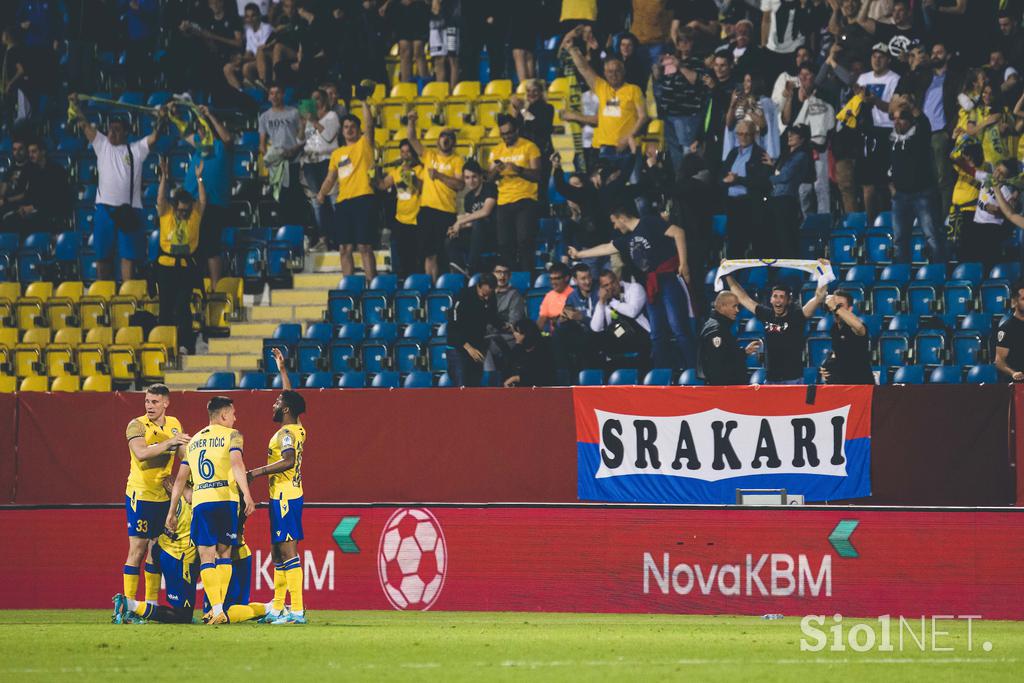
[698,291,761,385]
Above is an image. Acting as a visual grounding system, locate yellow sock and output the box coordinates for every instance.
[272,563,287,611]
[226,602,266,623]
[216,559,233,598]
[133,603,155,619]
[200,563,222,608]
[123,565,140,598]
[144,563,161,603]
[282,556,303,613]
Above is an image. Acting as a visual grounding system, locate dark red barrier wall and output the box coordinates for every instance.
[0,394,15,502]
[1,385,1017,506]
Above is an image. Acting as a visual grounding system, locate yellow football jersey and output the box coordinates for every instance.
[125,415,183,502]
[185,424,243,506]
[268,424,306,502]
[158,494,196,564]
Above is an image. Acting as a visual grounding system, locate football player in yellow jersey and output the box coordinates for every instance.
[112,483,198,624]
[248,348,308,624]
[203,509,269,624]
[316,100,377,281]
[121,384,190,611]
[165,396,255,625]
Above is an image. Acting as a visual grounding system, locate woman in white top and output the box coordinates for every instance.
[301,88,340,248]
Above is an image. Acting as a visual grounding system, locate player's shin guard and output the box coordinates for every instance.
[272,562,287,612]
[144,562,161,604]
[200,562,223,610]
[282,555,303,613]
[123,565,140,598]
[215,558,233,604]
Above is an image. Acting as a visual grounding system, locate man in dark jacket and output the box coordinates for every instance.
[889,106,944,263]
[446,273,500,387]
[699,291,759,385]
[721,120,771,258]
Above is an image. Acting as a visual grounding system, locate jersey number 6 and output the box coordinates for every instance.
[197,449,214,481]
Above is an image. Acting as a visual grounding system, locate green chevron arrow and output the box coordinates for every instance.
[828,520,859,558]
[333,516,360,553]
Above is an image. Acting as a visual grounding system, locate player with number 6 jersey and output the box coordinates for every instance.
[248,348,308,624]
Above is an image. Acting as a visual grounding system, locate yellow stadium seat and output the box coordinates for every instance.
[83,374,111,392]
[458,125,486,143]
[85,326,113,346]
[413,83,449,124]
[374,127,391,146]
[148,326,178,363]
[388,82,417,100]
[107,345,136,384]
[22,328,50,346]
[0,345,10,378]
[216,277,242,308]
[118,280,148,301]
[84,280,117,300]
[110,297,138,330]
[0,283,18,325]
[0,327,17,349]
[115,326,144,349]
[0,375,15,392]
[452,81,481,99]
[53,327,82,347]
[443,99,474,127]
[139,343,167,383]
[548,77,570,95]
[23,282,53,302]
[380,101,411,131]
[205,280,236,337]
[19,375,48,392]
[15,296,46,331]
[44,343,75,378]
[46,281,83,329]
[79,280,116,329]
[474,100,506,128]
[51,375,80,392]
[53,281,84,301]
[421,82,450,100]
[475,141,500,166]
[77,343,106,377]
[380,141,403,165]
[422,126,443,141]
[484,80,513,98]
[13,342,44,378]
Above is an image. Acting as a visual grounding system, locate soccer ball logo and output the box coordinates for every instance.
[377,508,447,610]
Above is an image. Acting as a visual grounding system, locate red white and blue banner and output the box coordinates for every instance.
[574,386,873,504]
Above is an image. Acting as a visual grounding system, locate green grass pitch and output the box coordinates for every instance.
[1,611,1021,681]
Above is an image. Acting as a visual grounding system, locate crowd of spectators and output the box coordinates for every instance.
[2,0,1024,385]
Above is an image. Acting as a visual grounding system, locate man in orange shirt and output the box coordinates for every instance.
[537,263,574,333]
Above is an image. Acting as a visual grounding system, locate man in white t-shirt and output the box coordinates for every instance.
[855,44,901,226]
[961,160,1020,265]
[761,0,806,81]
[235,0,279,18]
[71,96,165,281]
[223,3,273,91]
[301,88,341,248]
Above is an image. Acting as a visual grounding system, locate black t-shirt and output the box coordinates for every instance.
[612,216,677,275]
[830,320,874,384]
[996,315,1024,373]
[755,303,806,381]
[1,161,33,205]
[873,23,921,61]
[670,0,719,57]
[462,182,497,230]
[202,10,242,58]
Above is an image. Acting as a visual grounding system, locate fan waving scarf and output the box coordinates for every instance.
[714,259,836,292]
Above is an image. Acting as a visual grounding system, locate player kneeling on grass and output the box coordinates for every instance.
[201,510,269,624]
[165,396,255,625]
[112,483,199,624]
[248,348,309,624]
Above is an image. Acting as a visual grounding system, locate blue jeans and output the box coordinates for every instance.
[598,145,638,184]
[663,113,701,179]
[446,347,483,387]
[646,272,698,371]
[892,188,945,263]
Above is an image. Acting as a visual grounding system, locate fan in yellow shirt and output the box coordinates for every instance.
[407,111,465,281]
[121,384,190,614]
[316,101,378,281]
[376,139,423,278]
[486,114,543,271]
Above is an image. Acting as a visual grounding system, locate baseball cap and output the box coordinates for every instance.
[872,42,890,55]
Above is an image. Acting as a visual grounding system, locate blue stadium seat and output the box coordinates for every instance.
[887,314,919,337]
[749,368,766,384]
[842,212,867,232]
[296,323,332,374]
[394,323,431,373]
[267,225,305,278]
[337,371,366,388]
[952,262,983,286]
[979,280,1010,316]
[800,213,832,234]
[395,274,433,325]
[712,213,727,242]
[608,368,639,385]
[910,234,927,265]
[845,265,876,286]
[738,334,764,368]
[526,289,546,320]
[914,264,946,287]
[274,323,302,343]
[873,211,893,229]
[914,331,946,365]
[960,312,990,332]
[966,364,999,384]
[428,334,448,372]
[879,263,911,285]
[54,232,81,276]
[534,272,551,290]
[402,274,433,293]
[201,372,236,390]
[304,371,334,388]
[236,130,260,151]
[329,323,366,372]
[328,289,359,325]
[509,271,531,293]
[238,371,267,389]
[371,371,400,388]
[678,369,704,386]
[952,332,984,366]
[369,274,400,293]
[743,317,765,334]
[879,333,910,367]
[360,289,391,325]
[907,283,938,316]
[806,335,832,367]
[815,316,834,333]
[860,313,882,339]
[436,273,466,291]
[893,365,924,384]
[929,365,962,384]
[864,230,893,264]
[361,323,398,373]
[803,366,820,384]
[989,263,1021,281]
[942,281,973,318]
[403,371,433,388]
[437,372,453,387]
[643,368,673,385]
[577,369,603,385]
[829,231,859,265]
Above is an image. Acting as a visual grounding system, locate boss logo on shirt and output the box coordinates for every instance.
[765,322,790,334]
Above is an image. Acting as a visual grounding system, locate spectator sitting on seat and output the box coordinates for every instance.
[446,160,496,277]
[537,262,575,333]
[19,139,71,235]
[485,260,526,380]
[820,290,875,385]
[156,156,205,356]
[183,104,234,290]
[0,137,33,231]
[503,319,557,387]
[699,291,758,385]
[726,270,828,384]
[588,268,652,362]
[71,97,166,282]
[223,2,274,91]
[446,272,500,387]
[551,262,600,384]
[994,281,1024,381]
